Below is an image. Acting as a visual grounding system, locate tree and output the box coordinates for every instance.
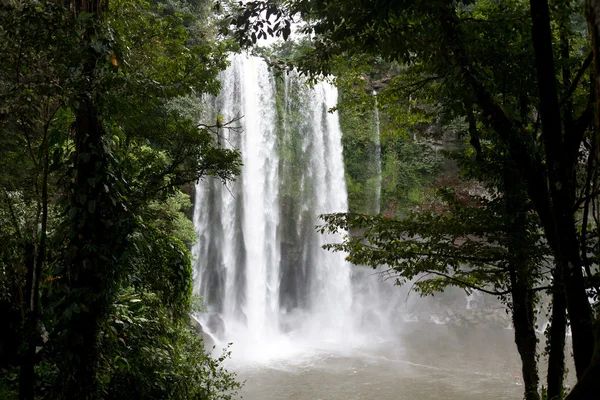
[0,0,242,398]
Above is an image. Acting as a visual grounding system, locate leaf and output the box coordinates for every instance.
[109,52,118,68]
[88,199,96,214]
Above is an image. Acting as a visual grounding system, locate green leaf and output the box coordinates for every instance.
[88,199,97,214]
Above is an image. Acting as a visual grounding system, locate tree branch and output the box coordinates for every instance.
[560,52,593,108]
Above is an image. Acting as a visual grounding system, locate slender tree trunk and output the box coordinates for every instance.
[510,277,540,400]
[547,273,567,400]
[588,0,600,136]
[565,314,600,399]
[505,165,540,400]
[19,118,50,400]
[19,242,36,400]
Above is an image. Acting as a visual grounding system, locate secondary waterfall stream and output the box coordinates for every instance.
[372,90,382,215]
[192,54,524,399]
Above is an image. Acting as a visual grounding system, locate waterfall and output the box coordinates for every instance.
[192,54,355,358]
[373,90,382,214]
[238,56,281,341]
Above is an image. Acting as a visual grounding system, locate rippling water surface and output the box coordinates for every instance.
[231,323,525,400]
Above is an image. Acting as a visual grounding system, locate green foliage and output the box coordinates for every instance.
[125,226,194,317]
[0,373,17,400]
[319,187,548,296]
[337,89,381,214]
[0,0,242,397]
[336,86,442,215]
[97,290,240,399]
[379,136,442,214]
[146,190,197,247]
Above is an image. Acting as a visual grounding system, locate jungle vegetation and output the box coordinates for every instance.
[0,0,242,398]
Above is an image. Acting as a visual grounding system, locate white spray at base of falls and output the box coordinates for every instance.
[193,55,363,362]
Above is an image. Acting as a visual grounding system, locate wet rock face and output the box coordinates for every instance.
[189,315,216,349]
[190,315,203,335]
[207,313,226,339]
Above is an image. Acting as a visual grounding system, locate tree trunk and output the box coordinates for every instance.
[562,5,600,397]
[510,278,540,400]
[19,242,36,400]
[529,0,595,377]
[547,273,567,400]
[61,104,107,398]
[565,314,600,400]
[509,265,540,400]
[505,165,540,400]
[19,116,50,400]
[587,0,600,136]
[58,1,112,397]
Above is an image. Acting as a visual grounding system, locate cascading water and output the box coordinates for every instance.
[192,54,357,360]
[372,90,382,215]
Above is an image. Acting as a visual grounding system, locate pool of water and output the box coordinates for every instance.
[230,323,525,400]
